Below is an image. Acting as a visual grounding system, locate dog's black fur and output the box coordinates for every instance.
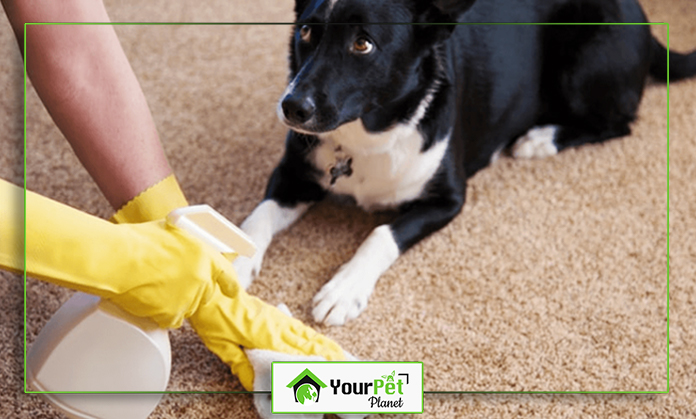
[270,0,693,251]
[239,0,696,324]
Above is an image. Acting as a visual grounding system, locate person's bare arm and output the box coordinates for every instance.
[2,0,172,210]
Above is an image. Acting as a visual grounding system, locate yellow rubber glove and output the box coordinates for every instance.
[189,288,346,391]
[110,174,188,224]
[3,173,348,391]
[108,175,347,391]
[0,178,238,329]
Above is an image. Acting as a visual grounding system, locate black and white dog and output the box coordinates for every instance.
[234,0,696,325]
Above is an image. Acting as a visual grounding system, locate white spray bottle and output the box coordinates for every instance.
[26,205,256,419]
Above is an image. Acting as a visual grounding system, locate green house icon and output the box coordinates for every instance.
[286,368,328,404]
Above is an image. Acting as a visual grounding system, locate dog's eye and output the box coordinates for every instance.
[299,25,311,42]
[351,37,374,54]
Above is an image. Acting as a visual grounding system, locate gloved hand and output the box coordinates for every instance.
[104,175,349,392]
[0,178,238,329]
[245,305,364,419]
[188,289,347,391]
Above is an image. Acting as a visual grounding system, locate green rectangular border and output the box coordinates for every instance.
[22,21,670,396]
[271,361,424,414]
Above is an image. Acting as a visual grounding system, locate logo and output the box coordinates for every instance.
[272,362,423,414]
[330,369,411,409]
[286,368,327,405]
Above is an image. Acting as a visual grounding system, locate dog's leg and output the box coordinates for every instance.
[234,134,327,289]
[550,124,632,153]
[512,123,632,159]
[312,225,399,326]
[514,21,644,160]
[313,196,463,325]
[233,200,310,289]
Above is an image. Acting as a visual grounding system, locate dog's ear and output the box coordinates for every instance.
[414,0,477,44]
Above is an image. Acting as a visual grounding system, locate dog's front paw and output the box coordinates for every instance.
[232,252,263,290]
[312,264,375,326]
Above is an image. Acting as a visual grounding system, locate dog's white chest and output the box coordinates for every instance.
[312,120,449,210]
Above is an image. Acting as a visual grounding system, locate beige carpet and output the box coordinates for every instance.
[1,0,695,417]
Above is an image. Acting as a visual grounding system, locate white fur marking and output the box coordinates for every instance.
[233,200,310,289]
[407,81,440,129]
[314,122,450,210]
[312,225,400,325]
[512,125,559,159]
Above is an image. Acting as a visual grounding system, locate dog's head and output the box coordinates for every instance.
[277,0,477,135]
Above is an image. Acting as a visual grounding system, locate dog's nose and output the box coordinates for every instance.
[281,95,316,124]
